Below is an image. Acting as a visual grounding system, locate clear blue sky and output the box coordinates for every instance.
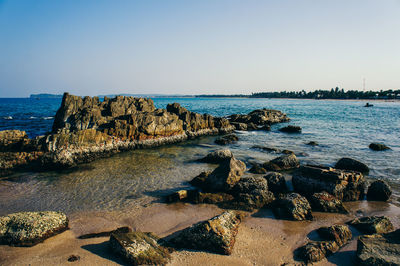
[0,0,399,97]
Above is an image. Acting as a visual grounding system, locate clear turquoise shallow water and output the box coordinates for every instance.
[0,97,399,215]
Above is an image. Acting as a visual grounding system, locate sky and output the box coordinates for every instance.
[0,0,400,97]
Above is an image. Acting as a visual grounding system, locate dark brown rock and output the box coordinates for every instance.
[310,192,348,214]
[367,180,392,201]
[279,125,302,133]
[274,193,313,221]
[109,231,171,265]
[169,211,243,255]
[369,143,390,151]
[249,163,267,174]
[298,240,340,263]
[264,172,287,194]
[306,141,318,146]
[204,157,246,192]
[317,224,352,246]
[357,229,400,265]
[263,154,299,171]
[229,109,290,126]
[189,171,211,190]
[292,165,366,201]
[348,216,394,234]
[335,157,369,174]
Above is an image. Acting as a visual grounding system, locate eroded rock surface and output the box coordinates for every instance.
[170,211,243,255]
[292,165,365,201]
[348,216,394,234]
[274,193,313,221]
[264,172,287,194]
[0,211,68,246]
[109,231,171,265]
[199,149,233,163]
[204,157,246,192]
[263,154,300,171]
[309,192,348,214]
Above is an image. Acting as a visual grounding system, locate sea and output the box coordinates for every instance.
[0,97,399,215]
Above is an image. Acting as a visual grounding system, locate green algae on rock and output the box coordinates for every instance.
[170,210,243,255]
[109,231,171,265]
[0,211,68,246]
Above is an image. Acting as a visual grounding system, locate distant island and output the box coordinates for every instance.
[196,88,400,100]
[30,93,63,99]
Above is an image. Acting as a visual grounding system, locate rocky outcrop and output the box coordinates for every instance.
[264,172,287,194]
[369,143,390,151]
[299,225,352,263]
[367,180,392,201]
[109,231,171,265]
[279,125,302,133]
[170,211,243,255]
[0,211,68,246]
[335,157,369,174]
[215,134,239,145]
[348,216,394,234]
[203,157,246,192]
[357,229,400,265]
[263,154,300,171]
[273,193,313,221]
[1,93,291,174]
[292,165,366,201]
[199,149,233,163]
[309,192,348,214]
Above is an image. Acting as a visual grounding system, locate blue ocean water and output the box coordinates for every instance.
[1,97,400,214]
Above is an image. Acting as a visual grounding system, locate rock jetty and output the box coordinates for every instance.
[0,93,290,175]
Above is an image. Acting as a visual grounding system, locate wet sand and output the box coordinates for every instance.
[1,200,399,266]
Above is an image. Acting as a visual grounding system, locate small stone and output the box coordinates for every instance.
[367,180,392,201]
[369,143,390,151]
[67,255,80,262]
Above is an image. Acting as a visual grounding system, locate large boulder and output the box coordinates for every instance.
[0,211,69,246]
[348,216,394,234]
[229,176,275,211]
[264,172,287,194]
[309,192,348,214]
[357,229,400,265]
[273,193,313,221]
[170,211,243,255]
[215,134,239,145]
[367,180,392,201]
[204,157,246,192]
[292,165,366,201]
[199,149,233,163]
[263,154,300,171]
[317,224,352,246]
[109,232,171,265]
[335,157,369,174]
[369,143,390,151]
[279,125,302,133]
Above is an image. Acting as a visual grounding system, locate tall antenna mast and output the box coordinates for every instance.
[363,78,366,91]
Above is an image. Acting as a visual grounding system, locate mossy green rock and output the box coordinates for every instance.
[170,211,243,255]
[109,232,171,265]
[0,211,68,246]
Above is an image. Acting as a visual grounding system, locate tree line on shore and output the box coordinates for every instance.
[196,88,400,99]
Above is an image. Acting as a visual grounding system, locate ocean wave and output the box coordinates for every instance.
[3,116,13,120]
[29,116,37,119]
[42,116,54,120]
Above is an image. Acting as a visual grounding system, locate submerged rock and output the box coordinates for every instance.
[204,157,246,192]
[263,154,300,171]
[335,157,369,174]
[292,165,366,201]
[170,211,243,255]
[367,180,392,201]
[0,211,68,246]
[109,231,171,265]
[309,192,348,214]
[279,125,302,133]
[264,172,287,194]
[199,149,233,163]
[369,143,390,151]
[251,145,280,153]
[273,193,313,221]
[348,216,394,234]
[306,141,318,146]
[215,134,239,145]
[357,229,400,265]
[229,176,275,211]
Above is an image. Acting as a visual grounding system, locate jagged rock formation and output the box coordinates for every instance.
[348,216,394,234]
[0,211,68,246]
[169,211,243,255]
[0,93,290,174]
[292,165,366,201]
[273,193,313,221]
[309,192,348,214]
